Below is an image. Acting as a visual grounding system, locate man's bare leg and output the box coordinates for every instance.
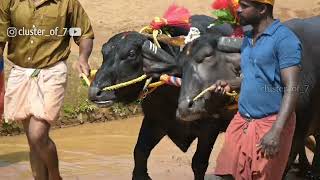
[23,118,49,180]
[25,116,62,180]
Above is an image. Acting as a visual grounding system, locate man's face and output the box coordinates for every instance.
[237,0,262,26]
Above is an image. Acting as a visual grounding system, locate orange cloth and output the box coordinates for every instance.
[4,61,67,124]
[214,112,295,180]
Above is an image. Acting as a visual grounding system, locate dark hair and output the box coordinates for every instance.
[265,4,274,16]
[252,2,274,18]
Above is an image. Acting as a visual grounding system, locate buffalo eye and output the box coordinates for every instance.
[128,50,136,58]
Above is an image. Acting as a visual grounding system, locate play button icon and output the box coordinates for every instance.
[69,27,81,37]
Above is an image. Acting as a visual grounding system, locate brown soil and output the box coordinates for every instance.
[0,116,314,180]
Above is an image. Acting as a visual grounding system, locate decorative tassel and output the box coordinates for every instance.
[160,74,182,87]
[150,4,191,30]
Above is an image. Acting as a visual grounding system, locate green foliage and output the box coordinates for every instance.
[63,104,75,118]
[0,121,23,136]
[110,102,140,118]
[62,99,97,118]
[76,99,98,114]
[212,9,236,25]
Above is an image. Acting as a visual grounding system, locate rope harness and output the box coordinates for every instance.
[193,87,238,102]
[81,72,169,101]
[82,71,238,109]
[192,84,239,110]
[80,21,181,101]
[139,24,172,48]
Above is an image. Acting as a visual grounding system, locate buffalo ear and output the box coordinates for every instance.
[141,40,180,78]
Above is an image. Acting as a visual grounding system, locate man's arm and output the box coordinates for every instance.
[68,0,94,77]
[257,31,302,159]
[273,66,300,132]
[258,65,300,159]
[76,39,93,76]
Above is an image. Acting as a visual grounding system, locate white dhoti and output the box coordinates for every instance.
[4,61,67,124]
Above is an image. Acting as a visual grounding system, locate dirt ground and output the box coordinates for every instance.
[0,116,314,180]
[76,0,319,52]
[1,0,320,179]
[70,0,320,66]
[0,116,217,180]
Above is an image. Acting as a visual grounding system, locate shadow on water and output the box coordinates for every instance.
[0,151,29,167]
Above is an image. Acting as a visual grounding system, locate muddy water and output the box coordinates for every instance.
[0,116,140,180]
[0,116,220,180]
[0,116,313,180]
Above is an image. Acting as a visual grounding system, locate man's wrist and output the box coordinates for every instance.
[78,56,89,62]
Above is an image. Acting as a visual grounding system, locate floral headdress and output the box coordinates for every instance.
[211,0,240,25]
[211,0,244,37]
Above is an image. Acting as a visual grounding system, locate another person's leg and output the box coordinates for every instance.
[22,118,49,180]
[25,116,61,180]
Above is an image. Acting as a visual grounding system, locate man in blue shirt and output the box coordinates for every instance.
[210,0,302,179]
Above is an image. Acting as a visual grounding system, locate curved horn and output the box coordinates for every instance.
[142,40,180,77]
[217,36,243,53]
[141,33,185,47]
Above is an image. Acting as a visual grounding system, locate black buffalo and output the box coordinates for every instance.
[175,16,320,178]
[88,15,236,180]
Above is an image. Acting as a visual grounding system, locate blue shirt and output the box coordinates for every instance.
[239,20,302,119]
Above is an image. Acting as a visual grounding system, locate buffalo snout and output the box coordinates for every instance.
[176,97,206,122]
[88,86,102,102]
[88,85,116,107]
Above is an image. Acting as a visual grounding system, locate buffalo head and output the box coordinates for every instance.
[176,33,242,121]
[88,31,178,106]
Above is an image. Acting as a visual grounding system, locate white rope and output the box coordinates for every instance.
[184,27,201,44]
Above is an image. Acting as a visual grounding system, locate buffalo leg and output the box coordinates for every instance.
[192,130,220,180]
[132,118,165,180]
[283,133,304,178]
[308,134,320,179]
[284,127,311,178]
[297,139,311,175]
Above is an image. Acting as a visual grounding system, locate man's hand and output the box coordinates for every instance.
[208,80,231,94]
[75,39,93,77]
[257,128,281,159]
[74,57,90,77]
